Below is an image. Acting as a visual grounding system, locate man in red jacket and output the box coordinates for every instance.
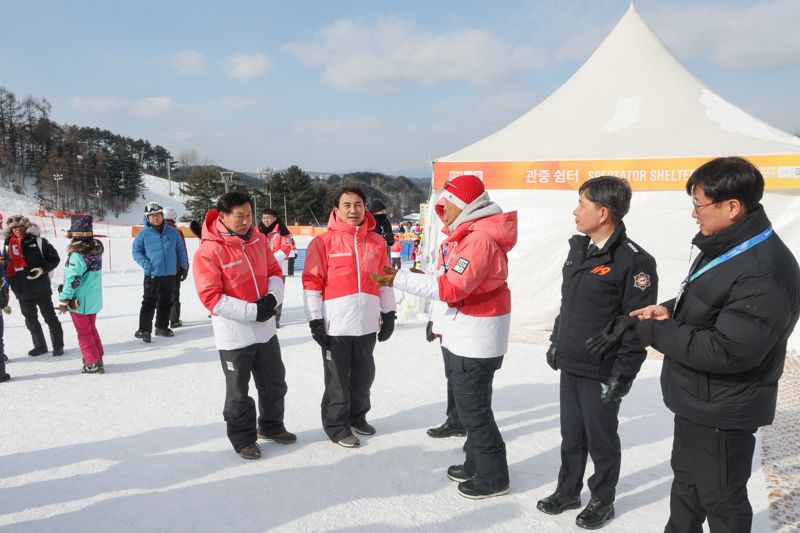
[373,174,517,499]
[193,191,295,460]
[302,186,397,448]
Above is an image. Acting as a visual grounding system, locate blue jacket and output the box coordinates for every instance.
[132,217,189,277]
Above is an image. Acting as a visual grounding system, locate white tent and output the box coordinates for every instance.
[426,4,800,349]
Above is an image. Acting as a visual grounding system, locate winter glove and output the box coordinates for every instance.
[425,321,440,342]
[179,268,189,282]
[634,319,656,347]
[585,315,639,357]
[600,376,632,403]
[370,265,397,287]
[546,343,558,371]
[309,319,328,348]
[26,267,44,280]
[377,311,396,342]
[58,299,79,314]
[254,294,277,322]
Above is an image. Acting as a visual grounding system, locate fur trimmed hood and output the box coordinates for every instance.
[1,222,42,242]
[67,238,104,256]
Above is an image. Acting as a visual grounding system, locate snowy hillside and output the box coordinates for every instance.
[0,173,191,228]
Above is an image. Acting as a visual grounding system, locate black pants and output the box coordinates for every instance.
[138,275,177,332]
[287,257,295,277]
[169,275,181,324]
[557,371,621,505]
[0,312,6,374]
[665,415,756,533]
[320,333,376,441]
[446,347,508,491]
[440,346,462,427]
[219,336,288,452]
[19,295,63,351]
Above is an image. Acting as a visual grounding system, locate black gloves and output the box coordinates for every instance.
[585,316,639,356]
[377,311,396,342]
[255,294,277,322]
[309,319,328,348]
[546,343,558,371]
[179,268,189,282]
[634,319,656,347]
[425,321,440,342]
[601,376,632,403]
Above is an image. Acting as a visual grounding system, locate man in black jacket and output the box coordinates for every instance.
[628,157,800,532]
[538,176,657,530]
[2,215,63,356]
[369,199,395,258]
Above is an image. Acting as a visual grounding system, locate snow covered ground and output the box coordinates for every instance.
[0,234,774,532]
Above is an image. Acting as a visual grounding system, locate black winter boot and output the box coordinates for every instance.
[154,327,174,337]
[575,497,615,529]
[135,330,152,343]
[537,491,582,515]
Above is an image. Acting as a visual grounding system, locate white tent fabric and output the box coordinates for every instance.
[439,5,800,162]
[426,4,800,350]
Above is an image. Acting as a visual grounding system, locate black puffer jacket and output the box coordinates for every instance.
[654,205,800,430]
[2,225,60,301]
[552,223,658,381]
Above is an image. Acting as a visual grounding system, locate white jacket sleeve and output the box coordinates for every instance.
[304,289,323,320]
[393,269,441,301]
[212,294,258,322]
[268,275,285,306]
[379,286,397,313]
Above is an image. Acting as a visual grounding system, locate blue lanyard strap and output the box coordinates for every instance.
[687,226,773,283]
[441,242,450,271]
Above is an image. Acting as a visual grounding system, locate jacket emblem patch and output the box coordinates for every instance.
[591,265,612,276]
[222,259,243,269]
[633,272,651,291]
[453,257,470,275]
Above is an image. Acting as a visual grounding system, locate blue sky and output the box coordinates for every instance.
[2,0,798,176]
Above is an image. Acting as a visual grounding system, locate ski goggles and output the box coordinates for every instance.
[144,202,163,215]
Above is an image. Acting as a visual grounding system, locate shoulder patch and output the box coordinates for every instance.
[632,271,652,291]
[625,241,639,253]
[452,257,470,275]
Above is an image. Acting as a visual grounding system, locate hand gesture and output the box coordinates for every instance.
[370,265,397,287]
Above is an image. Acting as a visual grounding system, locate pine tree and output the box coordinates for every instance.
[182,167,226,218]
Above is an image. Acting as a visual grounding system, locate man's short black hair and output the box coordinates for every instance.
[217,191,253,213]
[333,186,367,208]
[578,175,631,225]
[261,208,279,217]
[686,157,764,211]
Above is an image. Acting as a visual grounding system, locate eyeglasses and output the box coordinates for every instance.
[692,200,718,213]
[144,202,163,214]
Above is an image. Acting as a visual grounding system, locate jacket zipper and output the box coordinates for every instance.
[242,240,261,298]
[353,226,361,294]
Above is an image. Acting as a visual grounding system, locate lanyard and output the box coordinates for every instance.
[676,226,773,307]
[441,242,450,272]
[687,226,773,283]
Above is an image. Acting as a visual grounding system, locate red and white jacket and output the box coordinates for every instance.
[193,210,284,350]
[303,210,396,336]
[265,229,293,275]
[394,194,517,358]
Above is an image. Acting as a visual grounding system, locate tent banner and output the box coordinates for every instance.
[433,154,800,191]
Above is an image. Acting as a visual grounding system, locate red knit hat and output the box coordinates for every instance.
[441,174,485,209]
